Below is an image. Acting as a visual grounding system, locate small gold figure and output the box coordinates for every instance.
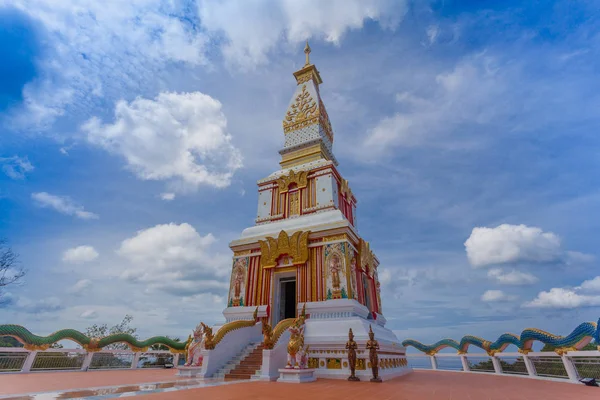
[346,328,360,381]
[366,325,382,383]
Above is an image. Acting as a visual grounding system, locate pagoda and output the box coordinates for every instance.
[220,43,410,380]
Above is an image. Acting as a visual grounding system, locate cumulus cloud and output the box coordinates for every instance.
[6,0,207,129]
[116,223,230,296]
[0,156,34,179]
[481,290,516,302]
[83,92,243,192]
[31,192,98,220]
[578,276,600,292]
[67,279,92,295]
[198,0,407,68]
[464,224,562,268]
[524,288,600,309]
[62,246,99,263]
[487,268,538,286]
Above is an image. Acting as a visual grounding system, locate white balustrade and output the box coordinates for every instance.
[405,351,599,384]
[0,347,178,373]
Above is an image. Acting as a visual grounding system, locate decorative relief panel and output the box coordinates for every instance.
[348,248,359,301]
[277,169,308,193]
[228,257,248,307]
[258,230,310,268]
[324,242,348,300]
[283,84,318,133]
[360,239,376,274]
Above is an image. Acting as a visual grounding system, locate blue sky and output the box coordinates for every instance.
[1,0,600,350]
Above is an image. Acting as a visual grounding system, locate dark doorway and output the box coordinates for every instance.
[278,277,296,322]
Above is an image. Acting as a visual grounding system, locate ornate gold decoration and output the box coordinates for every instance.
[343,361,348,368]
[233,250,252,256]
[264,318,296,349]
[201,323,215,350]
[360,239,376,272]
[288,191,300,216]
[82,339,101,353]
[277,170,308,192]
[130,346,148,352]
[308,357,319,369]
[323,234,347,242]
[518,348,532,355]
[258,230,310,268]
[207,309,259,350]
[283,85,318,133]
[319,99,334,142]
[320,360,325,367]
[356,358,366,370]
[555,347,577,356]
[340,179,353,199]
[24,343,50,351]
[327,358,342,369]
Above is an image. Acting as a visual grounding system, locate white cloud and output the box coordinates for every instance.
[0,156,34,179]
[16,296,63,313]
[79,309,98,319]
[198,0,407,68]
[524,288,600,309]
[83,92,243,192]
[464,224,562,268]
[6,0,208,129]
[63,246,99,263]
[67,279,92,295]
[116,223,230,296]
[487,268,538,285]
[160,193,176,201]
[578,276,600,292]
[364,54,512,152]
[481,290,516,302]
[31,192,99,220]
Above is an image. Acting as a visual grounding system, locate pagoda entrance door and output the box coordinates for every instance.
[274,275,296,324]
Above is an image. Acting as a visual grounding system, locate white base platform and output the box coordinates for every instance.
[277,368,317,383]
[176,366,203,377]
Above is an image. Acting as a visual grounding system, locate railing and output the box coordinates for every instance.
[406,351,600,383]
[0,347,184,373]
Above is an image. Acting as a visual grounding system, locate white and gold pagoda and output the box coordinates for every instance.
[217,43,410,381]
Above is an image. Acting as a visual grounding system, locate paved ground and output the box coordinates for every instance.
[2,369,599,400]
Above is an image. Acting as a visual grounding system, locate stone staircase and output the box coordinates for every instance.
[223,343,264,380]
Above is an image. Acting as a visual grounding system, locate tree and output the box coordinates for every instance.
[541,341,597,352]
[0,239,26,301]
[84,315,138,350]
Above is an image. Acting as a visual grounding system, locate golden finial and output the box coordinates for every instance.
[304,40,311,66]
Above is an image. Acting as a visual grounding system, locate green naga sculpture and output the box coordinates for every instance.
[0,324,187,352]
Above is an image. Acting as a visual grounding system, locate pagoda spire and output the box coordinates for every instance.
[280,43,335,169]
[304,40,311,66]
[292,41,323,86]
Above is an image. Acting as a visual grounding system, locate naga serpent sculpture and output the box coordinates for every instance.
[402,319,598,356]
[0,324,187,352]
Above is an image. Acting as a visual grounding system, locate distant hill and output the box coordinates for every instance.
[0,336,23,347]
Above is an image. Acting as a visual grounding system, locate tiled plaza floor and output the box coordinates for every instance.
[1,369,599,400]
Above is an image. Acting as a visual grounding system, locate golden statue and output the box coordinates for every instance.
[366,325,381,382]
[262,320,275,349]
[346,328,360,381]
